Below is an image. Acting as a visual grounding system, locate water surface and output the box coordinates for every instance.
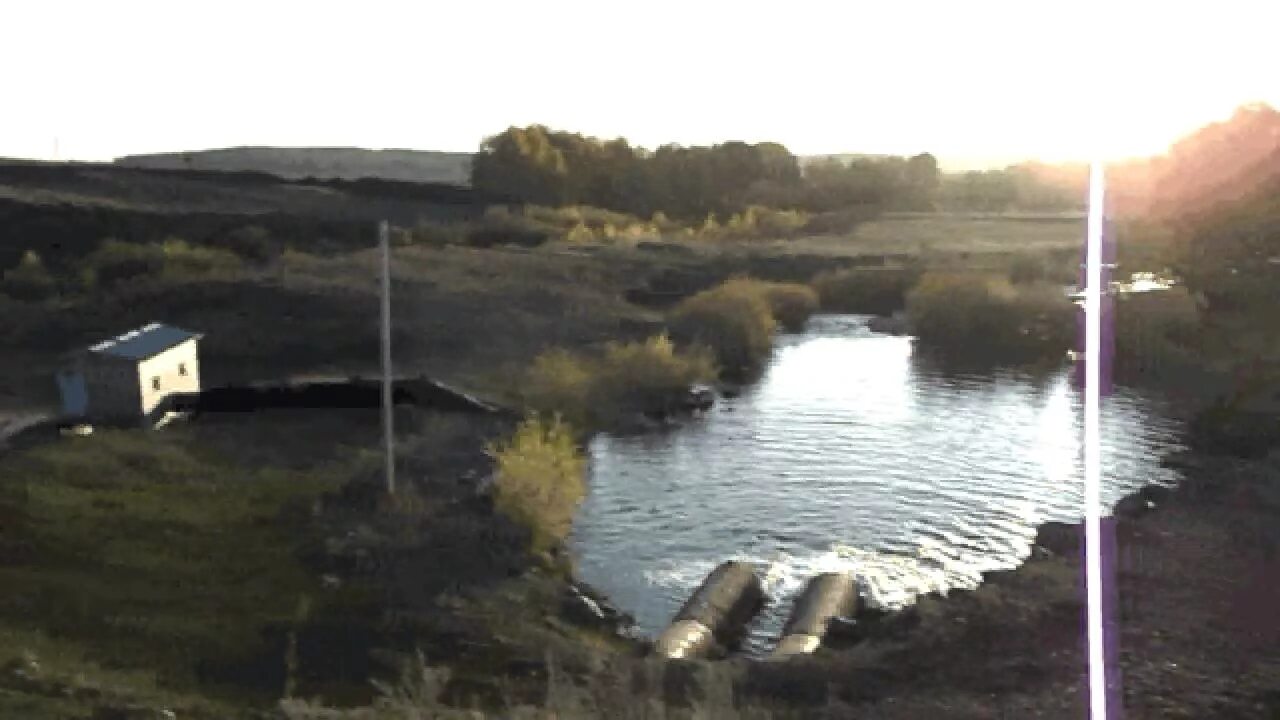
[570,314,1184,653]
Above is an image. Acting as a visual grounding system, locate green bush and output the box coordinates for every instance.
[709,278,819,332]
[1,250,56,301]
[669,278,778,377]
[488,415,586,555]
[82,239,165,289]
[522,348,597,429]
[467,207,556,248]
[906,273,1073,363]
[593,334,716,419]
[160,237,243,278]
[757,281,820,331]
[812,265,923,315]
[522,335,716,429]
[754,206,810,238]
[80,238,242,290]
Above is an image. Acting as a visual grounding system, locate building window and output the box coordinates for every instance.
[178,363,187,377]
[152,376,161,391]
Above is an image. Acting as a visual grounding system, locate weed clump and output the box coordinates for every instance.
[522,336,716,430]
[488,416,586,556]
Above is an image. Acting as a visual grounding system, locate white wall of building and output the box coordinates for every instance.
[135,338,201,417]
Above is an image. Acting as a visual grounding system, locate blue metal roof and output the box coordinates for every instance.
[89,322,201,361]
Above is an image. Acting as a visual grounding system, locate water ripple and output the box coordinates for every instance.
[570,314,1184,653]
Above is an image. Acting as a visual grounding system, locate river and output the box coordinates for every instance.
[569,314,1186,654]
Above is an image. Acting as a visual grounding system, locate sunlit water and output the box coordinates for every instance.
[569,314,1185,654]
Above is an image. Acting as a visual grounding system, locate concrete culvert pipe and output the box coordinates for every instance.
[653,560,765,660]
[769,571,860,659]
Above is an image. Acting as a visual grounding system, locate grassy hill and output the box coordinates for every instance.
[0,160,516,275]
[115,146,473,186]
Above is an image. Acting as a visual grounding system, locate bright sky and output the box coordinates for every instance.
[4,0,1277,169]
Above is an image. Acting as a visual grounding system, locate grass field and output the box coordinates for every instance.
[729,214,1084,258]
[2,212,1093,416]
[0,410,390,717]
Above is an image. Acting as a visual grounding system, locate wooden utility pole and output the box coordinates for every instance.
[379,221,396,496]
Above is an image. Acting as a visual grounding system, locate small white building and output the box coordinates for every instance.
[55,322,203,425]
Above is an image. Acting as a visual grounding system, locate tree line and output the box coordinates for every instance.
[470,125,1085,220]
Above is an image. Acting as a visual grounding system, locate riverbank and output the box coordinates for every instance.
[727,445,1280,718]
[266,433,1280,719]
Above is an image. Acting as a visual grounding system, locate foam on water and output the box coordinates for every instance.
[571,315,1185,654]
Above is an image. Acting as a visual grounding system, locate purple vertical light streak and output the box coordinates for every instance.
[1080,162,1119,720]
[1074,219,1116,396]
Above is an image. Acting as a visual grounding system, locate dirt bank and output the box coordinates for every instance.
[734,447,1280,718]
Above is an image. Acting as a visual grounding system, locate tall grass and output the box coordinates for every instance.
[280,651,787,719]
[669,278,779,378]
[714,206,811,241]
[488,416,587,556]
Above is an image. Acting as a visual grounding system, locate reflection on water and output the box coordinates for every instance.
[569,315,1185,654]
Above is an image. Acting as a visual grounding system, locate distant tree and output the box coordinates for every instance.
[471,124,938,221]
[903,153,940,210]
[939,170,1019,212]
[1007,163,1084,211]
[471,126,571,206]
[1150,103,1280,220]
[1176,177,1280,315]
[800,157,898,212]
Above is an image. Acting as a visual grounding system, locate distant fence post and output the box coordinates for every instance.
[380,220,396,496]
